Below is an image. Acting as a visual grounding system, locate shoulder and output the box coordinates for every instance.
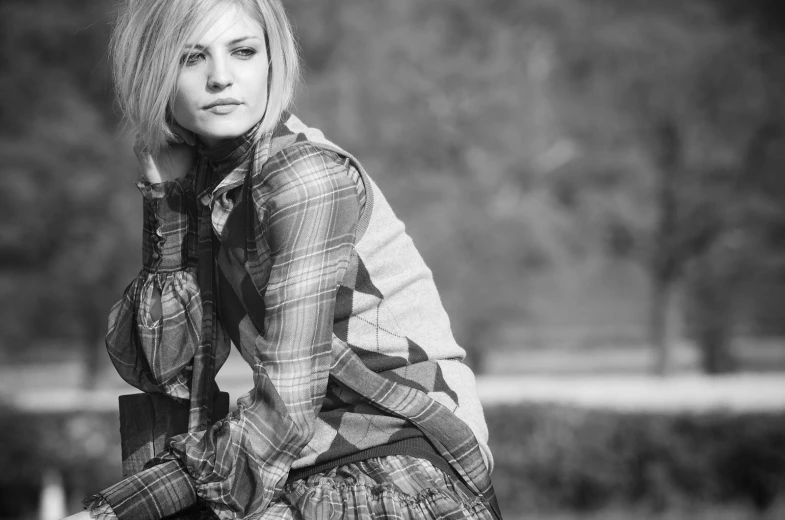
[263,141,349,182]
[255,142,359,209]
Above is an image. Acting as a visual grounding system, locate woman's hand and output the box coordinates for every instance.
[134,124,197,184]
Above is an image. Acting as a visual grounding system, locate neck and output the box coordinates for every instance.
[197,122,263,173]
[197,120,262,150]
[199,135,224,148]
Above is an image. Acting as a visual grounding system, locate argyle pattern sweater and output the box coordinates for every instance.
[87,114,495,520]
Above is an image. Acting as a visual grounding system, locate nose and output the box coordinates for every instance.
[207,56,233,90]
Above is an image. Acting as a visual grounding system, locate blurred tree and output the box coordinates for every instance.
[549,0,785,373]
[0,0,139,386]
[4,0,785,381]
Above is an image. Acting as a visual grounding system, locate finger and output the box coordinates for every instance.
[133,145,152,163]
[133,133,150,157]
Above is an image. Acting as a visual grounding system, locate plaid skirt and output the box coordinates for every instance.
[256,455,496,520]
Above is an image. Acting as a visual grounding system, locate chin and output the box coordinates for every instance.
[174,101,267,144]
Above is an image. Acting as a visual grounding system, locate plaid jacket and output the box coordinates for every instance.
[86,114,495,520]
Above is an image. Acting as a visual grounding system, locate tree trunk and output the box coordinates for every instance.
[649,275,672,375]
[686,254,737,375]
[648,118,682,376]
[463,317,493,376]
[697,318,735,374]
[81,299,108,390]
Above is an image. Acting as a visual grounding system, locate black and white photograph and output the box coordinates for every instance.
[1,1,784,520]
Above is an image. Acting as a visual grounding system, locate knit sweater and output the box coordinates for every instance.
[87,114,495,520]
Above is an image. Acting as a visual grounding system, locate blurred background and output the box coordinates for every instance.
[1,0,785,519]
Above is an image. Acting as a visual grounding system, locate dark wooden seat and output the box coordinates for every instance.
[118,392,230,478]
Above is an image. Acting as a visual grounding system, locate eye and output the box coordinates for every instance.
[180,51,204,66]
[233,47,257,59]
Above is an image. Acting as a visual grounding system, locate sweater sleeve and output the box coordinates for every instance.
[86,145,360,520]
[103,175,205,399]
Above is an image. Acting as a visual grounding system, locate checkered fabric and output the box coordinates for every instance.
[87,114,497,520]
[86,455,494,520]
[271,455,495,520]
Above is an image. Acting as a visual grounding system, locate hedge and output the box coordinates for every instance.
[2,402,784,518]
[486,403,785,516]
[0,404,121,519]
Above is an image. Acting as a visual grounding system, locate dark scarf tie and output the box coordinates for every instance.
[187,123,260,432]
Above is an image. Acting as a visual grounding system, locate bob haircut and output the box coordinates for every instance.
[111,0,300,154]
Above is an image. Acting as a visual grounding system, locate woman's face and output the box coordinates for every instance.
[171,5,269,147]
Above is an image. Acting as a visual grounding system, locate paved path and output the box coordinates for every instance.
[474,373,785,412]
[2,355,784,413]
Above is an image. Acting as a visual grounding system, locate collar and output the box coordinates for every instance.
[195,120,267,207]
[197,120,261,175]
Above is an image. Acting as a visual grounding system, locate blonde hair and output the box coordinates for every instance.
[111,0,300,153]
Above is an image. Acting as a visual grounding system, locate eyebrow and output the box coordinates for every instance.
[184,36,261,50]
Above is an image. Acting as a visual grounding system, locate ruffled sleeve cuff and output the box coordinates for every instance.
[82,494,118,520]
[137,176,197,273]
[105,267,202,395]
[82,460,198,520]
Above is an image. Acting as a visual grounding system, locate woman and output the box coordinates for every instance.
[66,0,500,519]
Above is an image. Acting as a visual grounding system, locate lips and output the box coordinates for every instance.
[203,98,241,109]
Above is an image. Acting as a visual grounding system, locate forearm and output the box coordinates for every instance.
[82,460,197,520]
[61,510,94,520]
[104,174,201,396]
[138,176,197,273]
